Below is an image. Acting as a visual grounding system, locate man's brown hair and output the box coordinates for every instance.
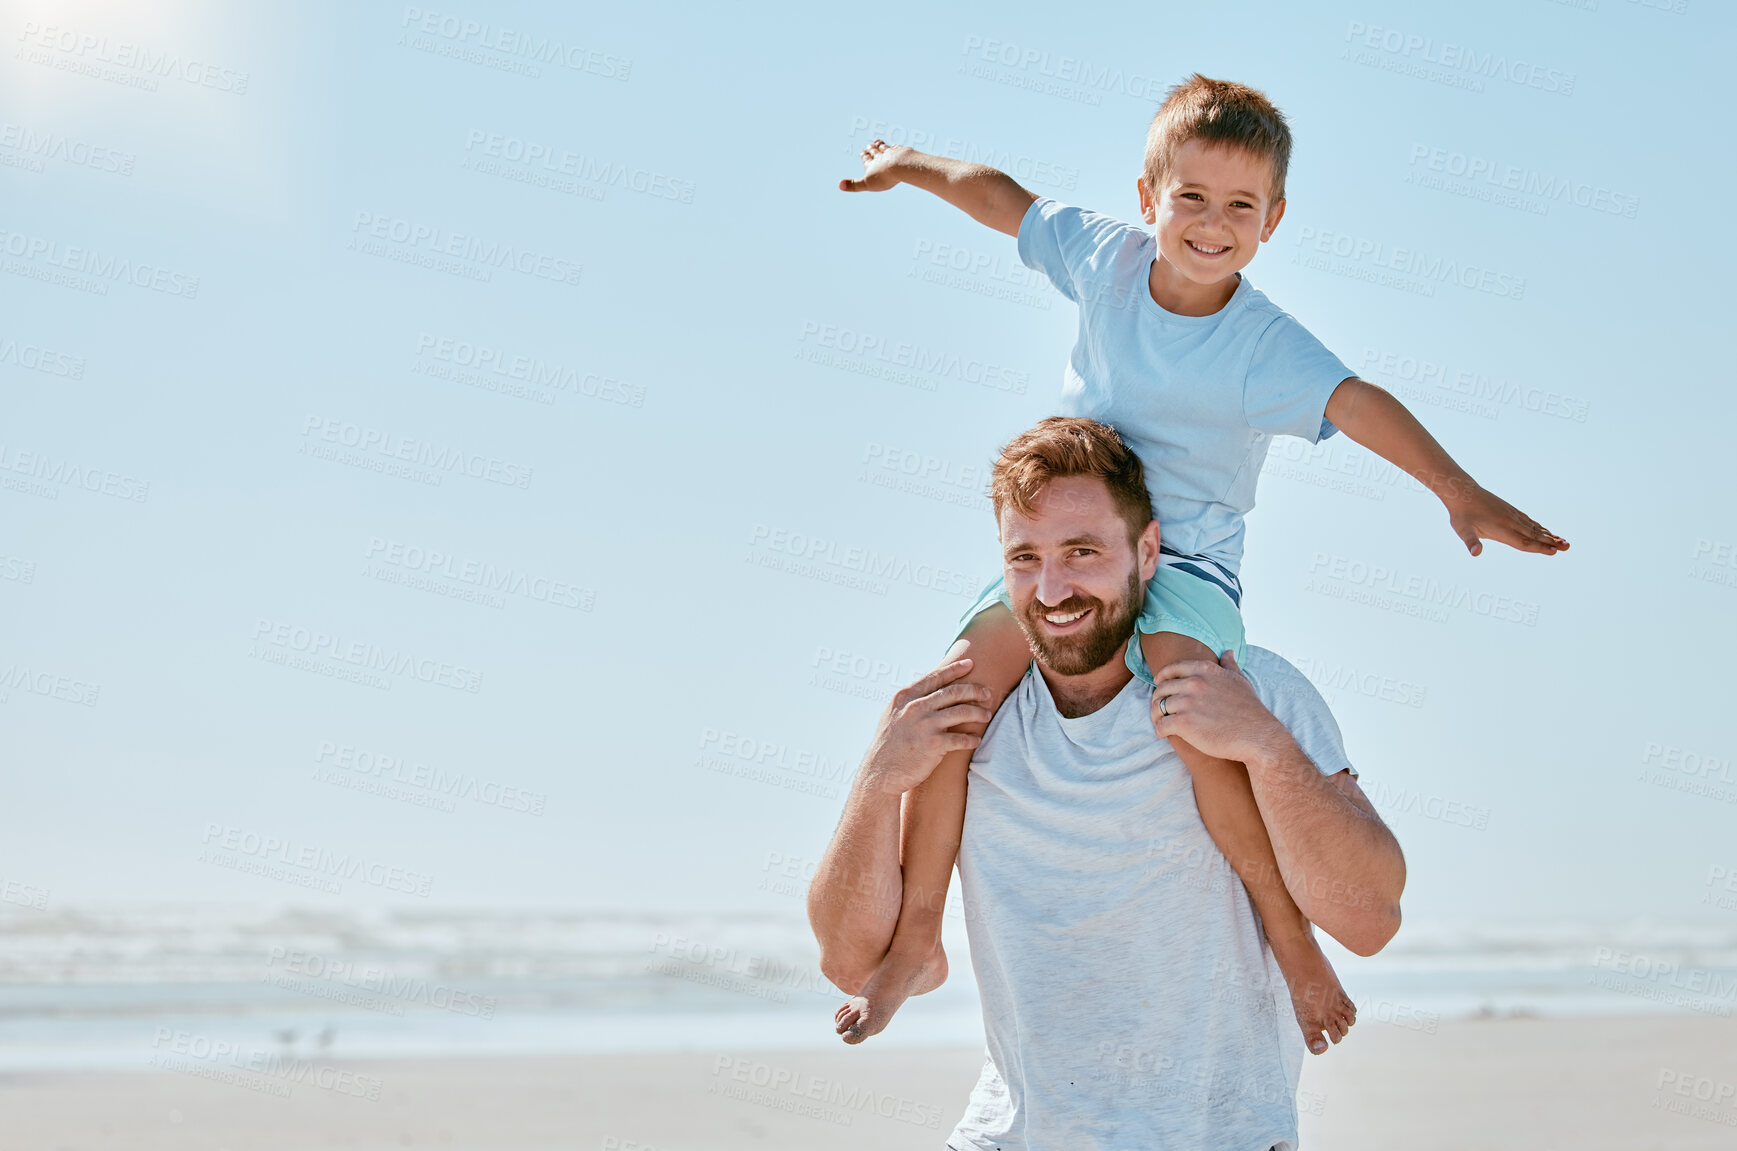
[1143,73,1292,204]
[991,417,1152,544]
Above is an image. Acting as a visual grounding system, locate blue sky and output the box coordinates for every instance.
[2,0,1733,936]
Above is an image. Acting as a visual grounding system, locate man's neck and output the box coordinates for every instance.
[1036,644,1137,719]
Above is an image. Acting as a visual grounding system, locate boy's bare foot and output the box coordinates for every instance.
[1267,927,1356,1055]
[833,944,948,1045]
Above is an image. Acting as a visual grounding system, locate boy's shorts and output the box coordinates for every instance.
[954,547,1246,686]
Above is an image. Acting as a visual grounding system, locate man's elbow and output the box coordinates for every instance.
[808,889,880,994]
[1339,902,1402,958]
[817,950,874,996]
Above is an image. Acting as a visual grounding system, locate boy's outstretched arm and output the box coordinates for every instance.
[1324,377,1570,557]
[840,140,1038,238]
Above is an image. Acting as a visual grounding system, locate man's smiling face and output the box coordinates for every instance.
[1139,137,1285,292]
[999,475,1160,676]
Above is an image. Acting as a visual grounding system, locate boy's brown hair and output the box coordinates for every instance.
[1143,73,1292,204]
[991,417,1152,544]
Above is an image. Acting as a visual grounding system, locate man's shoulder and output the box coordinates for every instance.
[1241,645,1319,708]
[1241,645,1358,778]
[1240,643,1300,683]
[972,663,1038,755]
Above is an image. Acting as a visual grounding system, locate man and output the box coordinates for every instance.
[807,417,1405,1150]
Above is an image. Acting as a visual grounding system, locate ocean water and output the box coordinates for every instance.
[0,905,1732,1072]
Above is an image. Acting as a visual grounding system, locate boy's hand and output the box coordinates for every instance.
[1446,482,1569,556]
[840,139,915,193]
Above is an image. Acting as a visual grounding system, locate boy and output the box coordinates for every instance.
[831,75,1565,1055]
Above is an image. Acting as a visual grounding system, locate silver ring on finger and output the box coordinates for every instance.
[1158,695,1171,717]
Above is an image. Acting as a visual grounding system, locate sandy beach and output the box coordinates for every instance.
[3,1013,1732,1149]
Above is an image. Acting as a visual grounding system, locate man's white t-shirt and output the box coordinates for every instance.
[947,645,1357,1151]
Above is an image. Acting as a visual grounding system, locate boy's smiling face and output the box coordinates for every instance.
[1137,138,1286,311]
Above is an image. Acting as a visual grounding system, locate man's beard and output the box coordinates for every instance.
[1014,569,1144,676]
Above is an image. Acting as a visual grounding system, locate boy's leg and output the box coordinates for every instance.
[1139,629,1357,1056]
[835,604,1031,1044]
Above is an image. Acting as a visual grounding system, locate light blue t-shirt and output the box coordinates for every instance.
[1018,197,1353,576]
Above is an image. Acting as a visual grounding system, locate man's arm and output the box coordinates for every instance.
[1241,740,1404,957]
[1151,652,1405,956]
[840,141,1038,237]
[1325,376,1569,557]
[808,659,992,992]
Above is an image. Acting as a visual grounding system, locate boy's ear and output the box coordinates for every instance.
[1259,198,1287,242]
[1136,176,1155,224]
